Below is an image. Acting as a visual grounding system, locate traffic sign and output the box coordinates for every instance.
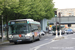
[49,25,52,27]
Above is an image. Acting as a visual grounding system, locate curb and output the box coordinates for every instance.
[0,41,9,45]
[53,36,64,40]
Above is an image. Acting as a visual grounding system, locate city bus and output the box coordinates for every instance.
[51,25,65,35]
[8,19,41,44]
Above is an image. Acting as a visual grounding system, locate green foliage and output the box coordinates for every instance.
[0,0,19,24]
[0,0,4,15]
[0,0,56,23]
[17,0,56,21]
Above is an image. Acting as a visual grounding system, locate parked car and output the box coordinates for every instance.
[40,30,45,36]
[71,28,75,33]
[44,30,48,33]
[65,29,73,34]
[61,28,68,34]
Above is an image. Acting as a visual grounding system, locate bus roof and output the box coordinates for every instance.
[9,19,34,22]
[29,21,40,24]
[9,19,40,25]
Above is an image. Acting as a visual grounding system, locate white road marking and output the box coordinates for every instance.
[30,33,75,50]
[72,38,75,39]
[30,40,56,50]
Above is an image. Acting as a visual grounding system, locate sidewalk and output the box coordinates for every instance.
[0,39,9,45]
[37,34,75,50]
[0,31,9,45]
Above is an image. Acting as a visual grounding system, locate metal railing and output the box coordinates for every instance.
[48,16,75,23]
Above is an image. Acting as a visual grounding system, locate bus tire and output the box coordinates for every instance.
[38,35,41,41]
[67,33,68,34]
[31,36,34,42]
[14,42,17,44]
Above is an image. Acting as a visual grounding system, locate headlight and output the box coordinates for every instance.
[25,33,32,39]
[9,35,13,38]
[25,33,32,38]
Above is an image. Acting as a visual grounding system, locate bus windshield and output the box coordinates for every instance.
[9,24,28,35]
[52,25,65,31]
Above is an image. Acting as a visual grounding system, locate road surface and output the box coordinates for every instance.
[0,34,54,50]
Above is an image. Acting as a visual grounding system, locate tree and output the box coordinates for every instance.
[0,0,56,39]
[0,0,19,39]
[18,0,56,21]
[0,0,19,22]
[0,0,56,22]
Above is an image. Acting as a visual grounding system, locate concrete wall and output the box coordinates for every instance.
[40,18,47,31]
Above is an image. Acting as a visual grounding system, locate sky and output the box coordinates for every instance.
[53,0,75,9]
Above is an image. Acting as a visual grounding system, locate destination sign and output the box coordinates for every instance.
[10,21,27,24]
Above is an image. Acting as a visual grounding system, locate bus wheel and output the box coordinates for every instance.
[14,42,17,44]
[38,35,41,41]
[31,36,34,42]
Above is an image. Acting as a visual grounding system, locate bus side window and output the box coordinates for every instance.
[29,24,31,32]
[38,25,41,30]
[31,24,38,32]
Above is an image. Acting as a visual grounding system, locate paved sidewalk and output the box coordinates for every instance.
[36,34,75,50]
[0,39,9,45]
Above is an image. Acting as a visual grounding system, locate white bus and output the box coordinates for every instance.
[8,19,41,44]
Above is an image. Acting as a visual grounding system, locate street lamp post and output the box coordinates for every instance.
[55,15,58,37]
[54,11,58,37]
[2,15,3,42]
[59,12,62,36]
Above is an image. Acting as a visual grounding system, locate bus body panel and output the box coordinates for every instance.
[8,19,41,43]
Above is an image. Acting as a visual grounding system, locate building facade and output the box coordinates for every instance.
[57,8,75,17]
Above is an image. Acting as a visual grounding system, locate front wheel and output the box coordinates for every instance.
[38,35,41,41]
[67,33,68,34]
[31,36,34,43]
[14,42,17,44]
[71,33,73,34]
[42,34,44,36]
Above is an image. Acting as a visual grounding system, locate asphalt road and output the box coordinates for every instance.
[0,34,55,50]
[37,33,75,50]
[0,33,74,50]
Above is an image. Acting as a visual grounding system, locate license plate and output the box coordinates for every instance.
[17,40,22,41]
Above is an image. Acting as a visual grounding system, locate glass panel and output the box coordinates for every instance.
[9,24,28,35]
[31,24,38,31]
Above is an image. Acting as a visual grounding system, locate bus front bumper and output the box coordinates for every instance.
[9,37,33,43]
